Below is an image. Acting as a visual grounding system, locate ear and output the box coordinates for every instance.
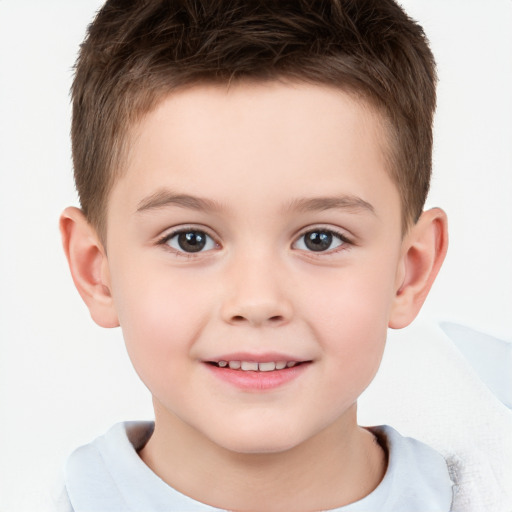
[59,207,119,328]
[388,208,448,329]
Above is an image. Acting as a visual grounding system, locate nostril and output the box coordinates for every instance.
[230,314,285,324]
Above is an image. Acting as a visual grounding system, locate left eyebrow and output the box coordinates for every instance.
[136,189,223,213]
[286,195,376,215]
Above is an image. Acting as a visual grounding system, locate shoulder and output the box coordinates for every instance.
[338,425,454,512]
[60,421,223,512]
[63,422,152,511]
[373,424,452,482]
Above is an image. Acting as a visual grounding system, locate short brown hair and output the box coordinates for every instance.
[72,0,437,238]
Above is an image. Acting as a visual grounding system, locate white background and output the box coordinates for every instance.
[0,1,511,510]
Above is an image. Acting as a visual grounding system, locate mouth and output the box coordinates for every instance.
[204,357,311,390]
[206,360,310,372]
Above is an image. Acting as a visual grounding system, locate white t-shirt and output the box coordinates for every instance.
[56,421,454,512]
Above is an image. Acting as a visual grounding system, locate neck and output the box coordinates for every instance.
[139,402,386,511]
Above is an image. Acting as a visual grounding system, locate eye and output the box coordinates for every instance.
[294,229,348,252]
[163,229,217,253]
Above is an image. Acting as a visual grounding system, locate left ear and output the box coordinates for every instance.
[389,208,448,329]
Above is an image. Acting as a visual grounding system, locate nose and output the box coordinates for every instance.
[220,252,293,327]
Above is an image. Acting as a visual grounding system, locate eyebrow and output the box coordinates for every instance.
[287,195,376,215]
[136,189,375,217]
[136,189,223,213]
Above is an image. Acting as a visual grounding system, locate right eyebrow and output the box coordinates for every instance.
[136,189,223,213]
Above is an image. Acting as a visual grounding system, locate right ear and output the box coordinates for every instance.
[59,207,119,328]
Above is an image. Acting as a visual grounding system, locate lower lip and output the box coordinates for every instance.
[205,363,309,391]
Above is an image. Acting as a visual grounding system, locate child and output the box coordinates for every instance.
[58,0,452,510]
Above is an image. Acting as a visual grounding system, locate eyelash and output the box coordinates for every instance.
[156,226,353,257]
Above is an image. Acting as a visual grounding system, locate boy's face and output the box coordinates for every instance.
[104,82,406,453]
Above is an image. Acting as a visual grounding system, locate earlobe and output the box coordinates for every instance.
[59,207,119,328]
[388,208,448,329]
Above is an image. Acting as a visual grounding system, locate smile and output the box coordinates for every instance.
[209,360,303,372]
[204,358,311,390]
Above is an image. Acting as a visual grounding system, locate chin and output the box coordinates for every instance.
[206,422,310,456]
[222,438,299,456]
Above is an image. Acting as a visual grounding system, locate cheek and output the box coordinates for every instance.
[301,263,397,386]
[304,260,396,332]
[109,266,212,382]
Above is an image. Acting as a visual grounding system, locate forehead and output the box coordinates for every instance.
[109,82,399,225]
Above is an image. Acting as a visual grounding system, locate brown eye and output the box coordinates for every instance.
[304,231,333,251]
[294,229,346,252]
[166,230,216,253]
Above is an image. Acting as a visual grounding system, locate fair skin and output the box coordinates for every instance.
[61,82,447,511]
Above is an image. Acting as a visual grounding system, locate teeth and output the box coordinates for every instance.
[258,362,276,372]
[217,360,301,371]
[241,361,259,371]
